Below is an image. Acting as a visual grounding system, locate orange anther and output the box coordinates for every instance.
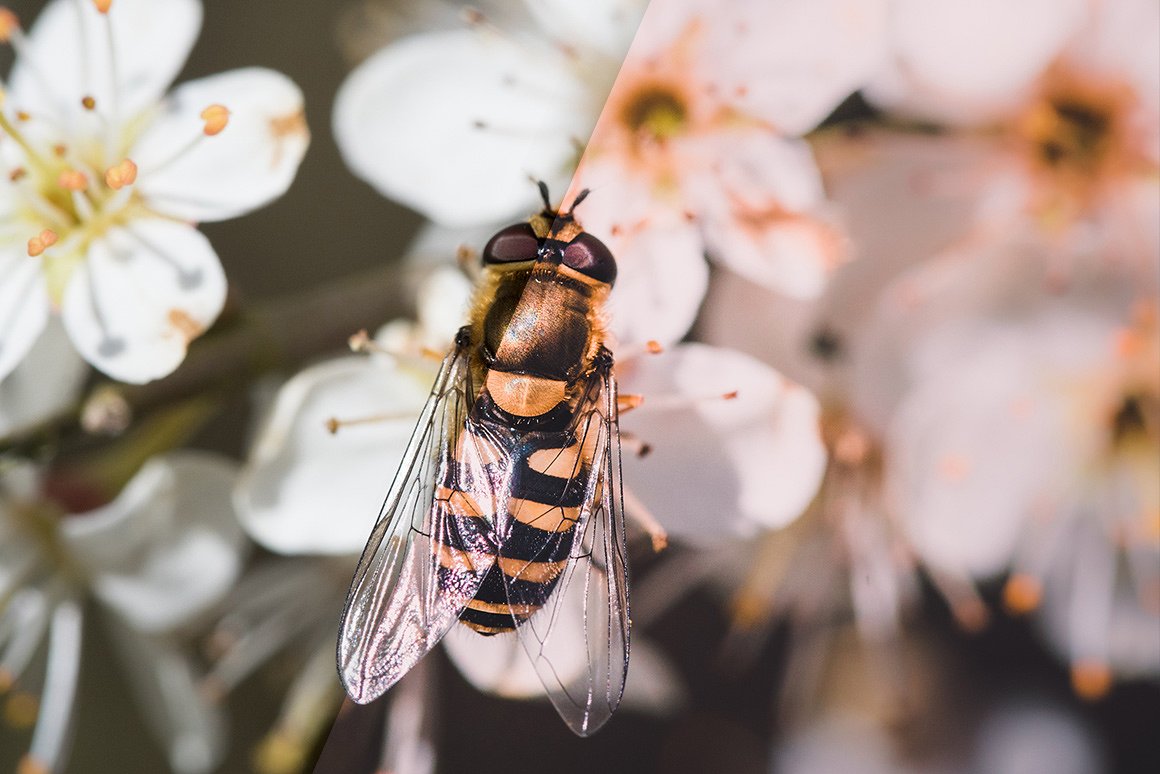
[81,95,96,110]
[92,0,112,13]
[59,169,88,191]
[52,143,66,157]
[1071,659,1112,700]
[8,167,25,182]
[646,340,664,354]
[104,158,137,190]
[200,104,230,136]
[1002,573,1042,615]
[0,8,19,43]
[15,111,29,122]
[27,229,58,257]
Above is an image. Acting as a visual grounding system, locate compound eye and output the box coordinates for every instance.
[562,232,617,284]
[483,223,539,264]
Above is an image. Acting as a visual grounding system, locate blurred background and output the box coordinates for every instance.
[0,1,1157,773]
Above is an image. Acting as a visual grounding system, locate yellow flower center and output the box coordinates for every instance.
[621,84,688,143]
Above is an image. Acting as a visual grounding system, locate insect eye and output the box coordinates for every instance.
[482,223,540,264]
[562,232,617,285]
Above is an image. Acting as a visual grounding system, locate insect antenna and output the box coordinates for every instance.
[537,179,552,212]
[565,188,591,217]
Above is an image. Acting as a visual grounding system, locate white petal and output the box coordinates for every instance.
[443,627,547,698]
[606,222,708,348]
[521,0,646,58]
[333,30,589,226]
[0,246,51,382]
[571,159,709,346]
[886,340,1068,579]
[866,0,1087,122]
[697,0,890,134]
[8,0,202,122]
[61,219,227,383]
[104,616,226,774]
[619,641,685,715]
[619,344,825,542]
[685,133,834,297]
[235,356,435,556]
[61,452,247,632]
[134,68,309,222]
[414,267,473,349]
[0,319,88,438]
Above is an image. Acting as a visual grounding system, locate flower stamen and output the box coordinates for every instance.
[104,158,137,190]
[25,601,82,774]
[57,170,88,192]
[0,8,18,43]
[201,104,230,136]
[26,230,58,257]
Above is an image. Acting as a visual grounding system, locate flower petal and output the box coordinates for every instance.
[866,0,1087,122]
[697,0,890,134]
[521,0,646,58]
[685,132,835,297]
[0,246,50,383]
[570,159,709,347]
[619,343,825,541]
[333,30,589,226]
[0,319,87,439]
[885,337,1069,579]
[60,218,226,383]
[133,68,309,222]
[61,451,247,632]
[7,0,202,122]
[235,356,435,556]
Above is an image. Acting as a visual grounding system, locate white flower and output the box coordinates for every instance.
[872,233,1159,695]
[570,0,889,327]
[866,0,1159,263]
[0,451,246,774]
[334,0,646,227]
[334,0,888,347]
[0,0,309,384]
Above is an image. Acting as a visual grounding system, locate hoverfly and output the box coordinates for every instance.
[337,185,629,736]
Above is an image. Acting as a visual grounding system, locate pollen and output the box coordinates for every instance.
[27,229,58,257]
[8,167,25,182]
[1002,573,1042,615]
[104,158,138,189]
[0,8,18,43]
[92,0,112,12]
[200,104,230,136]
[81,95,96,111]
[58,169,88,191]
[1071,659,1112,700]
[0,8,19,43]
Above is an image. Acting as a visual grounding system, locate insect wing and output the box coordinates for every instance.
[502,359,630,735]
[337,340,491,704]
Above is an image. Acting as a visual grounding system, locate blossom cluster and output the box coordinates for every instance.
[0,0,1155,772]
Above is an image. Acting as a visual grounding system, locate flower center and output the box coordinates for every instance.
[620,84,688,143]
[1026,95,1115,177]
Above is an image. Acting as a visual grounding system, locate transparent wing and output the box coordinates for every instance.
[337,335,492,704]
[501,356,631,736]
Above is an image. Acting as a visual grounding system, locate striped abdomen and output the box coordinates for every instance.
[434,407,587,635]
